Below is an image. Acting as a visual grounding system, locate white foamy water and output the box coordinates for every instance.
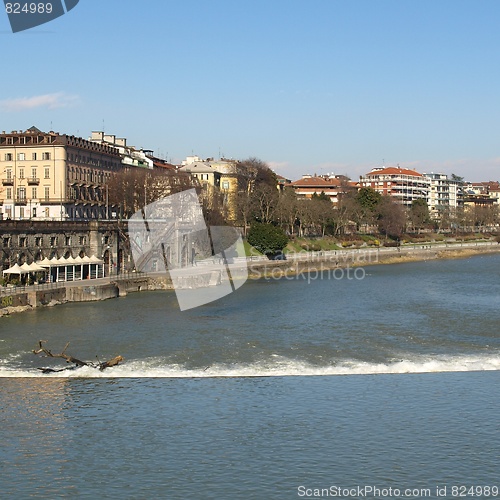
[2,353,499,378]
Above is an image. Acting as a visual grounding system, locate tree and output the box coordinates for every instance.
[235,157,277,193]
[409,198,430,234]
[356,187,382,232]
[276,187,301,236]
[107,168,193,218]
[234,157,278,231]
[378,197,406,240]
[247,222,289,257]
[251,183,280,224]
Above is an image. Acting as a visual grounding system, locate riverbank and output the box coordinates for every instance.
[247,242,500,279]
[2,242,500,316]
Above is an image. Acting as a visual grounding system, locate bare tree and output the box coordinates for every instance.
[276,187,301,236]
[251,183,279,224]
[107,168,194,217]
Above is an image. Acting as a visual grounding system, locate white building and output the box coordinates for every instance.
[423,172,462,217]
[90,132,153,169]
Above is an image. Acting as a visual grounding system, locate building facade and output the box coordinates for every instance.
[0,220,129,276]
[289,175,349,205]
[0,127,123,221]
[359,166,430,208]
[423,172,462,217]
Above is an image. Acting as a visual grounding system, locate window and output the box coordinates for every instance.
[50,236,57,246]
[42,152,51,160]
[31,167,37,179]
[65,236,71,245]
[19,168,24,179]
[45,207,50,218]
[17,153,25,161]
[222,181,230,189]
[32,152,37,160]
[31,187,37,199]
[3,237,10,247]
[4,153,12,161]
[44,186,50,201]
[6,137,13,145]
[79,236,86,245]
[6,169,12,180]
[6,188,12,199]
[19,208,25,220]
[35,236,42,246]
[44,167,50,179]
[17,187,26,200]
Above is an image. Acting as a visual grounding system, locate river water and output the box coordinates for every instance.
[1,255,499,498]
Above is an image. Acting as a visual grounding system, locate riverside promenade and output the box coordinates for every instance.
[1,240,499,316]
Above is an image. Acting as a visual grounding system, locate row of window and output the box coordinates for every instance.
[3,152,51,161]
[4,187,50,200]
[69,166,111,184]
[3,235,86,248]
[4,167,50,179]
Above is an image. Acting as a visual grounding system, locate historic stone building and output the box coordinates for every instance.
[0,220,130,276]
[0,127,123,221]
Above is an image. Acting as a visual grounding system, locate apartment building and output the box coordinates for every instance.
[423,172,462,216]
[0,127,122,220]
[359,166,430,208]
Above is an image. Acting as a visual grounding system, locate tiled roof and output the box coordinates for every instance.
[290,176,342,187]
[365,167,423,177]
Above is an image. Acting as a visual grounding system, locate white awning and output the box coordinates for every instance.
[2,263,29,275]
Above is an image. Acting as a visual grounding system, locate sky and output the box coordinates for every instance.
[1,0,499,182]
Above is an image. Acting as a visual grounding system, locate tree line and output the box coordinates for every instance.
[107,159,500,256]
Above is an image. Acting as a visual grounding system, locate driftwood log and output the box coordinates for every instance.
[33,340,124,373]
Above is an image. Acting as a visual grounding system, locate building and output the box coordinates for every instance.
[178,157,244,220]
[423,172,462,217]
[289,174,349,205]
[178,161,221,188]
[359,166,429,208]
[0,127,123,221]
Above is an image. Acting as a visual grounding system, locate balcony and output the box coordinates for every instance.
[2,178,14,186]
[27,177,40,185]
[15,197,27,205]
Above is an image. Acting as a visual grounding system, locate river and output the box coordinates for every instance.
[1,254,499,498]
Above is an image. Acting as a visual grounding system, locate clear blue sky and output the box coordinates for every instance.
[1,0,499,181]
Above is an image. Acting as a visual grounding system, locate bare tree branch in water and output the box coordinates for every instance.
[33,340,124,373]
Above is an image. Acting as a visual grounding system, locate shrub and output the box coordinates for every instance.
[247,223,289,256]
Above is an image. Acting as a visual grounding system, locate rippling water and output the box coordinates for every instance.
[1,255,499,498]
